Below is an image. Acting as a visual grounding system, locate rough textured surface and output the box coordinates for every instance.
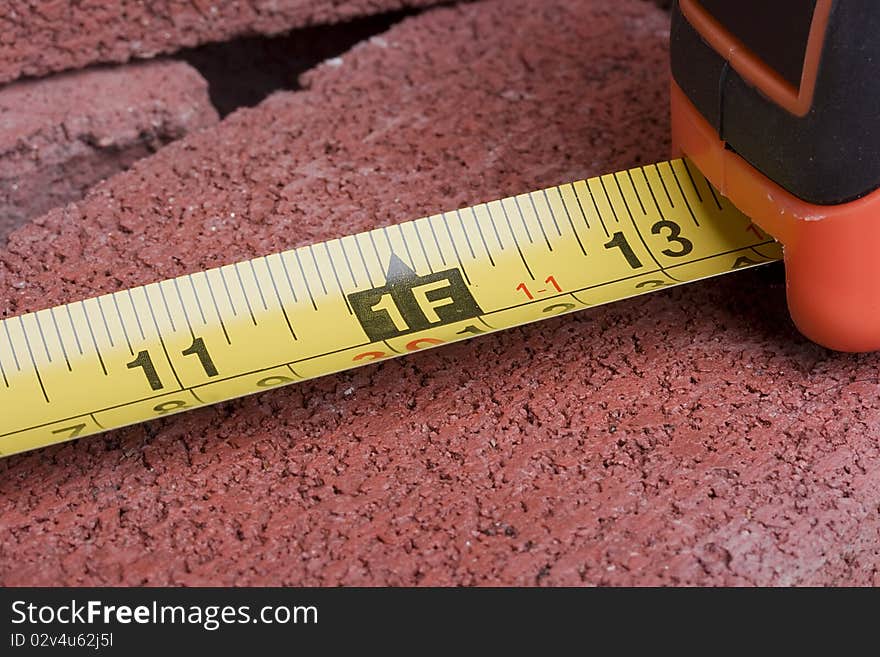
[0,60,218,241]
[0,0,444,85]
[0,0,878,586]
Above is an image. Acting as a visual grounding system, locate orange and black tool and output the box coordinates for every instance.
[670,0,880,352]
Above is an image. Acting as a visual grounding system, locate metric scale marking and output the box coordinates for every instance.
[0,159,781,457]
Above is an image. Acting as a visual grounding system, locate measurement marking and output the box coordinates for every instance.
[90,413,105,430]
[705,176,724,211]
[293,249,317,311]
[33,313,52,363]
[464,208,495,266]
[440,213,471,285]
[307,245,329,296]
[664,163,700,227]
[665,242,773,272]
[585,180,610,237]
[191,354,332,384]
[598,176,621,224]
[278,252,300,304]
[379,225,394,253]
[382,340,402,354]
[374,229,393,271]
[498,199,535,280]
[352,235,383,287]
[156,282,178,333]
[636,170,664,221]
[568,183,591,231]
[264,256,298,340]
[96,296,116,348]
[140,287,183,388]
[81,301,109,375]
[550,187,586,256]
[233,263,258,325]
[533,190,561,238]
[412,222,435,273]
[190,389,205,404]
[5,338,369,438]
[186,275,208,324]
[626,170,647,214]
[477,317,497,331]
[569,292,593,307]
[427,218,448,267]
[2,389,175,437]
[494,270,658,316]
[126,289,147,342]
[198,272,230,345]
[548,292,581,309]
[502,282,646,315]
[749,246,771,261]
[511,196,537,245]
[396,223,417,274]
[286,364,302,379]
[0,346,7,387]
[483,204,506,251]
[109,293,133,354]
[4,351,335,437]
[616,176,683,284]
[171,278,196,340]
[49,307,71,371]
[2,320,21,371]
[380,226,407,272]
[337,238,360,288]
[451,211,477,259]
[323,242,354,314]
[530,200,555,250]
[351,234,376,288]
[653,163,675,208]
[680,159,705,204]
[246,260,269,312]
[218,267,239,318]
[294,340,371,363]
[529,191,556,250]
[18,316,49,403]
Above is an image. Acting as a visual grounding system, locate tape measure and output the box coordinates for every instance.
[0,159,781,457]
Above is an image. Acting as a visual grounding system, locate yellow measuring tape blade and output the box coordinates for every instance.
[0,159,781,457]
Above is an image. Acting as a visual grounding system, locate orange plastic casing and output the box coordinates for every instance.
[671,80,880,352]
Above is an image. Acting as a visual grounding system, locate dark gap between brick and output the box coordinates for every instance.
[175,9,419,117]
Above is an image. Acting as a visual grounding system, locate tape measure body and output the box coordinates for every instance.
[0,159,780,457]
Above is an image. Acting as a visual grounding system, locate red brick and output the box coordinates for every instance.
[1,0,878,586]
[0,0,443,84]
[0,60,218,240]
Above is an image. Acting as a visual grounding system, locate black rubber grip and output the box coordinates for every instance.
[671,0,880,205]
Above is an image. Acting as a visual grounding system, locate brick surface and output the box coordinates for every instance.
[0,0,878,586]
[0,60,218,240]
[0,0,443,84]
